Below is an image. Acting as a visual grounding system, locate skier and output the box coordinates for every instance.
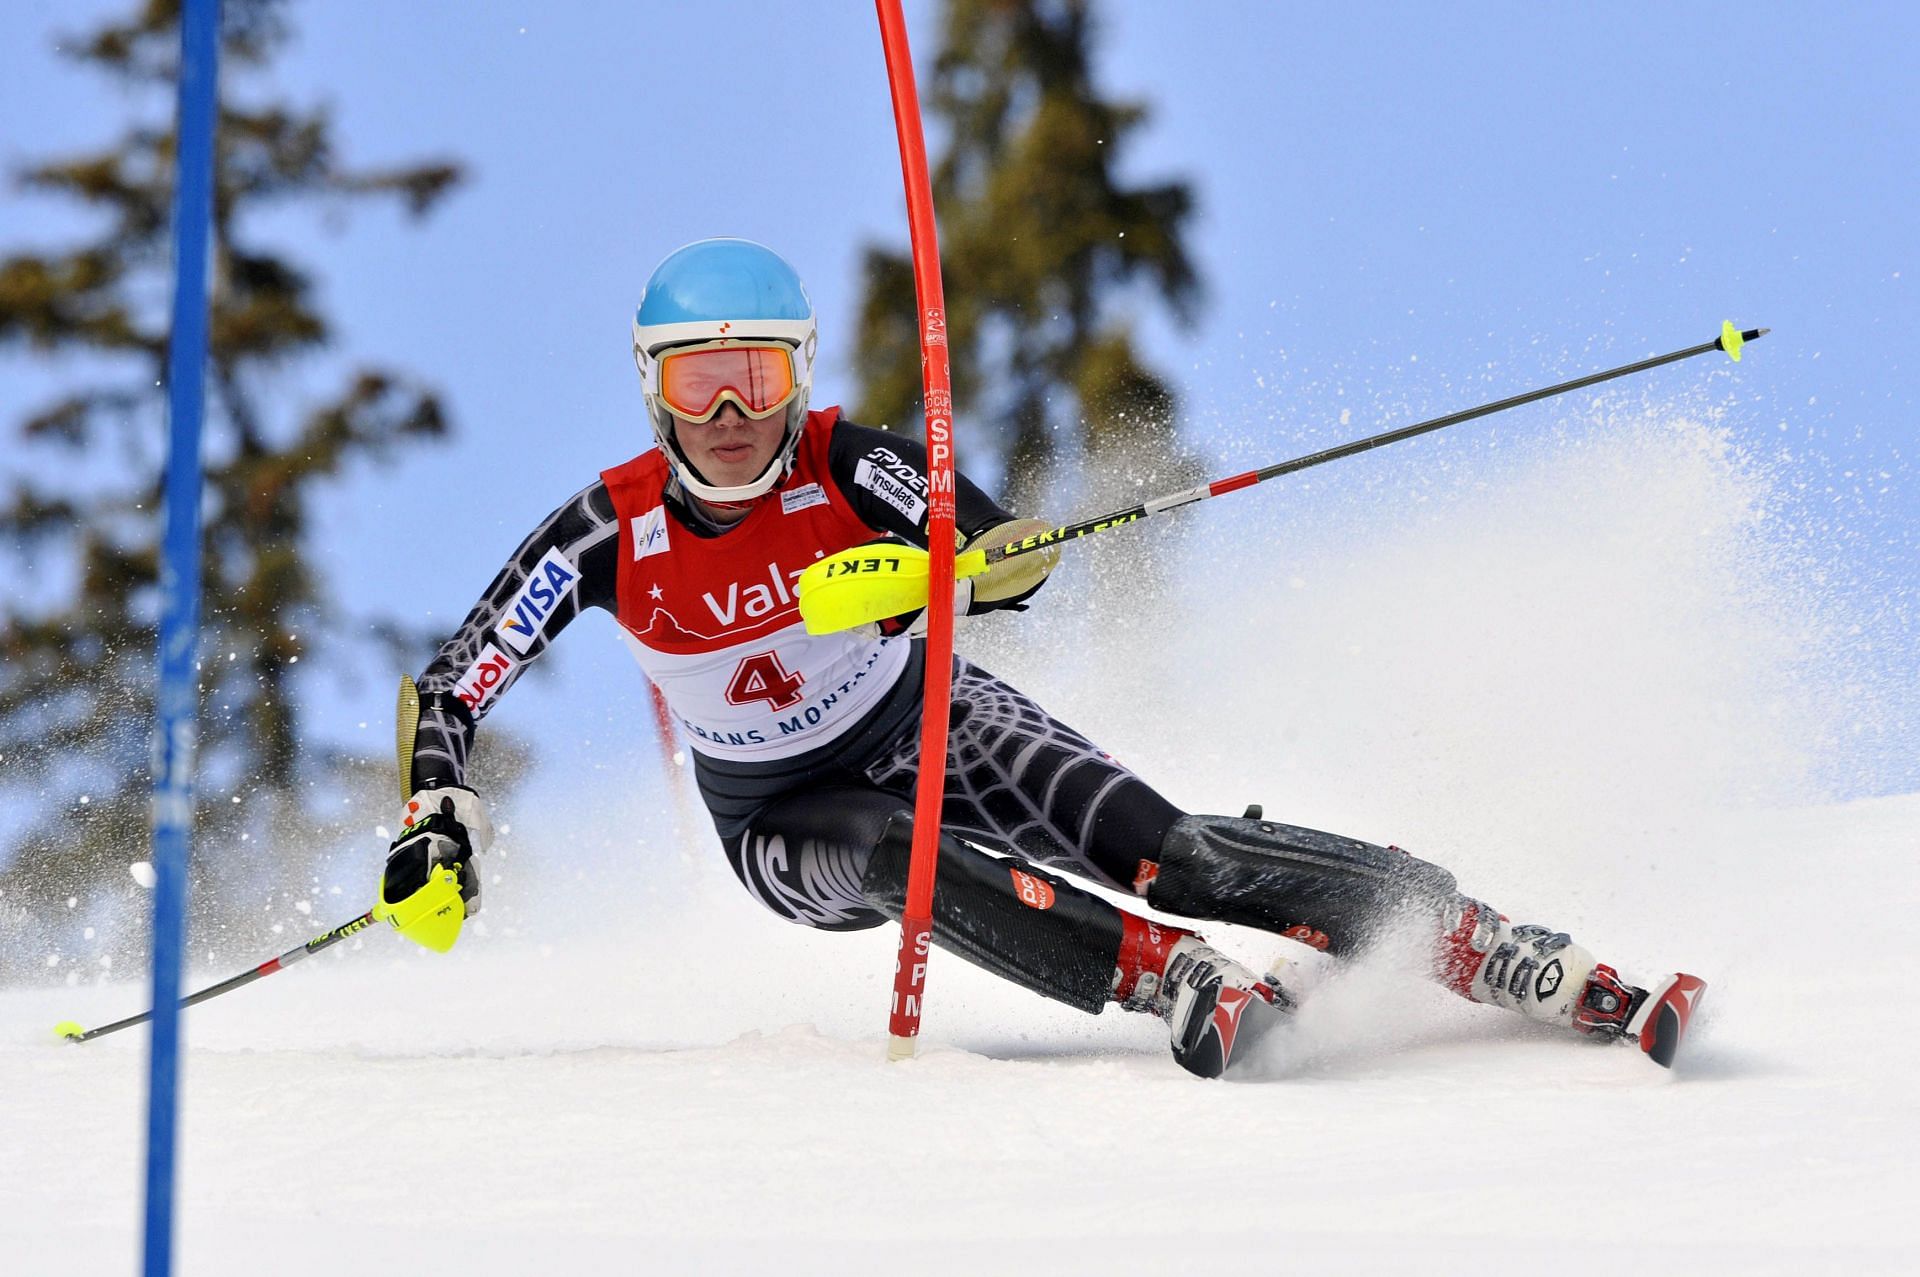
[375,238,1705,1078]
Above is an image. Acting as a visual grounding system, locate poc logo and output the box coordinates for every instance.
[631,508,671,561]
[453,642,517,713]
[495,547,578,655]
[1010,868,1055,911]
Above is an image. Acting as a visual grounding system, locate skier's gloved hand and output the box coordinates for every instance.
[848,514,1061,638]
[859,576,972,640]
[400,783,494,857]
[964,518,1061,610]
[374,785,492,953]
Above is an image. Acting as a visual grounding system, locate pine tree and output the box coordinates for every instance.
[852,0,1201,512]
[0,0,464,980]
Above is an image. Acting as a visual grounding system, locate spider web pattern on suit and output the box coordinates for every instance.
[410,482,620,785]
[864,658,1150,891]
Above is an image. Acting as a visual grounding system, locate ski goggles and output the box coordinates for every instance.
[656,341,798,424]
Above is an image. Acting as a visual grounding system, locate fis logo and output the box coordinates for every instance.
[495,547,578,655]
[453,642,518,713]
[631,508,672,561]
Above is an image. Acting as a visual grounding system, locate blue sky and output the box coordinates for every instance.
[2,2,1913,822]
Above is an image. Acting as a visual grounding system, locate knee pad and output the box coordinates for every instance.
[1146,812,1460,956]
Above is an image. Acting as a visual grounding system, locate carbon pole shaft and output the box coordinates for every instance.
[978,327,1770,566]
[59,910,379,1044]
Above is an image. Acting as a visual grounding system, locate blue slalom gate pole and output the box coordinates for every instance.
[145,2,221,1273]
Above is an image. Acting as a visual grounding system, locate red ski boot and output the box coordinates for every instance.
[1116,918,1296,1079]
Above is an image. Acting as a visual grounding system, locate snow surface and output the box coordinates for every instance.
[5,409,1917,1273]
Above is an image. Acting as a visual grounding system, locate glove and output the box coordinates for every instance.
[860,575,971,640]
[963,518,1061,607]
[374,785,492,953]
[864,518,1060,636]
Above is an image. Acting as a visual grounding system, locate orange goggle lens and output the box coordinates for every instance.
[658,343,797,423]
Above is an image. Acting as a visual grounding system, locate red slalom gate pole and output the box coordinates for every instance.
[648,681,701,830]
[875,0,956,1061]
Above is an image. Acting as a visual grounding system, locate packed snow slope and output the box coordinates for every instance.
[4,409,1916,1273]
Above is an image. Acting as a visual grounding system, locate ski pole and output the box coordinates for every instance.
[959,322,1769,572]
[799,323,1768,634]
[54,908,380,1044]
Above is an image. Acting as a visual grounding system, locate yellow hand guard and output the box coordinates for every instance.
[795,543,955,635]
[373,864,467,954]
[796,519,1060,636]
[375,806,478,955]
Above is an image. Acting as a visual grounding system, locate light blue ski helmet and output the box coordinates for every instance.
[631,238,818,503]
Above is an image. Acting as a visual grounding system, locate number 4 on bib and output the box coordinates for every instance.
[726,651,805,711]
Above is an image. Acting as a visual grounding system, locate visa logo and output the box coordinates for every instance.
[496,547,578,655]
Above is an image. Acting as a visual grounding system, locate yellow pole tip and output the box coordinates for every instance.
[54,1021,84,1041]
[886,1033,919,1061]
[1720,320,1744,362]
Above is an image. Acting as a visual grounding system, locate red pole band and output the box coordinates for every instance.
[1208,471,1261,497]
[875,1,958,1052]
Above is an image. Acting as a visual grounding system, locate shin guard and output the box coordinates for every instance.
[859,818,1125,1014]
[1146,813,1463,957]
